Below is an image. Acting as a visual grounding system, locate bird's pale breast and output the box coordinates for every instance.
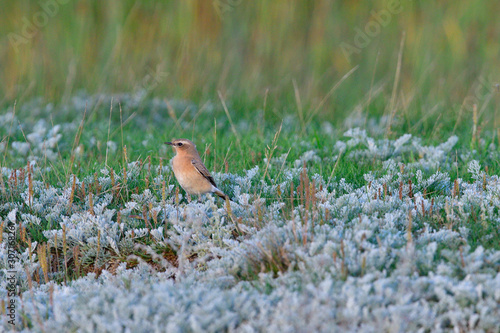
[172,156,213,195]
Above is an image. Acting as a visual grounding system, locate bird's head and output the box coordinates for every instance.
[165,139,197,155]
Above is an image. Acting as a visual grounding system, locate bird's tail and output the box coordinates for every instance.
[214,188,233,202]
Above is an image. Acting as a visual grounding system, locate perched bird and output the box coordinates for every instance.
[166,139,230,201]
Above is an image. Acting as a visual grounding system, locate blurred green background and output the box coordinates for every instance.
[1,0,499,139]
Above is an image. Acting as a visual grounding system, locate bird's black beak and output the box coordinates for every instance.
[165,142,174,146]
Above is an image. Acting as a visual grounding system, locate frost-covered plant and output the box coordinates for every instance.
[1,123,500,332]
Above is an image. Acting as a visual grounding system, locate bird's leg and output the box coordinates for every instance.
[198,194,202,203]
[187,194,192,203]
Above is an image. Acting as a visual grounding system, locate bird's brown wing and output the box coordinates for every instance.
[191,159,217,188]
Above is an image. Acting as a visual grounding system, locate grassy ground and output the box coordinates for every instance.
[1,1,500,331]
[2,94,500,330]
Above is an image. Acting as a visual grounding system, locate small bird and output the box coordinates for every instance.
[166,139,230,201]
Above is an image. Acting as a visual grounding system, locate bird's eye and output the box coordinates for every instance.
[177,142,183,147]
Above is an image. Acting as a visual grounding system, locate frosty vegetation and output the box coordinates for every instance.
[1,101,500,332]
